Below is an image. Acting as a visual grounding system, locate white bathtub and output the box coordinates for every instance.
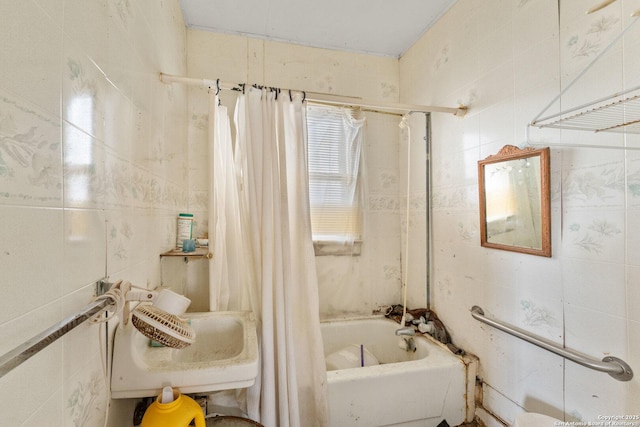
[321,316,469,427]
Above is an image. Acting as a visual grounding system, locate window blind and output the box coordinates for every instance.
[306,104,365,242]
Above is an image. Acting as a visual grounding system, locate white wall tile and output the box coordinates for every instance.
[564,363,631,421]
[627,319,640,411]
[63,209,106,292]
[0,1,188,426]
[476,16,512,78]
[32,0,64,26]
[3,293,100,425]
[563,258,626,316]
[23,389,64,427]
[627,265,640,323]
[564,304,628,358]
[0,89,63,207]
[0,322,63,426]
[0,0,62,116]
[561,208,625,263]
[401,0,640,422]
[627,151,640,209]
[62,123,107,209]
[0,206,63,324]
[63,354,108,427]
[63,0,109,71]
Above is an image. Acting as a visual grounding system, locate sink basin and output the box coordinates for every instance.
[111,311,259,398]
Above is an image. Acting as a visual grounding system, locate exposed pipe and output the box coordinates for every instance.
[398,115,412,328]
[424,113,432,310]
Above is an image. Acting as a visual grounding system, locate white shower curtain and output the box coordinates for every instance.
[209,94,252,311]
[209,87,328,427]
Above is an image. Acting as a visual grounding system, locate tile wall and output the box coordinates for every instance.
[400,0,640,422]
[0,1,189,426]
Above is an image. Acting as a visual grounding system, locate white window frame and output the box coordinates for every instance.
[306,103,365,255]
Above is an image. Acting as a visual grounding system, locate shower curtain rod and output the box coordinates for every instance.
[160,73,467,117]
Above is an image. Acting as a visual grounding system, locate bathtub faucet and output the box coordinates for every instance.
[397,336,416,352]
[395,326,415,337]
[396,326,417,352]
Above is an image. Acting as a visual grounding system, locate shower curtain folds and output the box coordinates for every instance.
[209,86,328,426]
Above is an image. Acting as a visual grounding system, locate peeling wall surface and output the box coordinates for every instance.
[400,0,640,422]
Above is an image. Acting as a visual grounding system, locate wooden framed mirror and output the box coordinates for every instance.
[478,145,551,257]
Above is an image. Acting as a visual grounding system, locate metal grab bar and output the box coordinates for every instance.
[0,299,110,379]
[470,306,633,382]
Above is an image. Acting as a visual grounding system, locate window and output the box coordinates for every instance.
[306,104,365,246]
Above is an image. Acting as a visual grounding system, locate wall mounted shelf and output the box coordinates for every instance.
[530,13,640,137]
[160,247,212,263]
[531,85,640,134]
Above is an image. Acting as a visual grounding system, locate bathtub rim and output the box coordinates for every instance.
[320,314,462,358]
[320,314,466,373]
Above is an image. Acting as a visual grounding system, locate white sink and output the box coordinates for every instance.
[111,311,259,398]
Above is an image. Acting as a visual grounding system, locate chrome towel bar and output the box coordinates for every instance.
[470,305,633,381]
[0,299,109,379]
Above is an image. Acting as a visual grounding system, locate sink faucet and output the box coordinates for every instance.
[395,326,415,336]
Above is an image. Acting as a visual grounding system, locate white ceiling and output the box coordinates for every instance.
[179,0,458,58]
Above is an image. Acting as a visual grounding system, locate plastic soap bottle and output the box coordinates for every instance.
[176,213,194,248]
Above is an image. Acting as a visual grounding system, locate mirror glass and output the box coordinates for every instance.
[478,145,551,257]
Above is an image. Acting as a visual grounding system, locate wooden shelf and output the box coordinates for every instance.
[160,247,212,263]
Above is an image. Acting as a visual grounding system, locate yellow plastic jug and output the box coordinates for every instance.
[141,386,205,427]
